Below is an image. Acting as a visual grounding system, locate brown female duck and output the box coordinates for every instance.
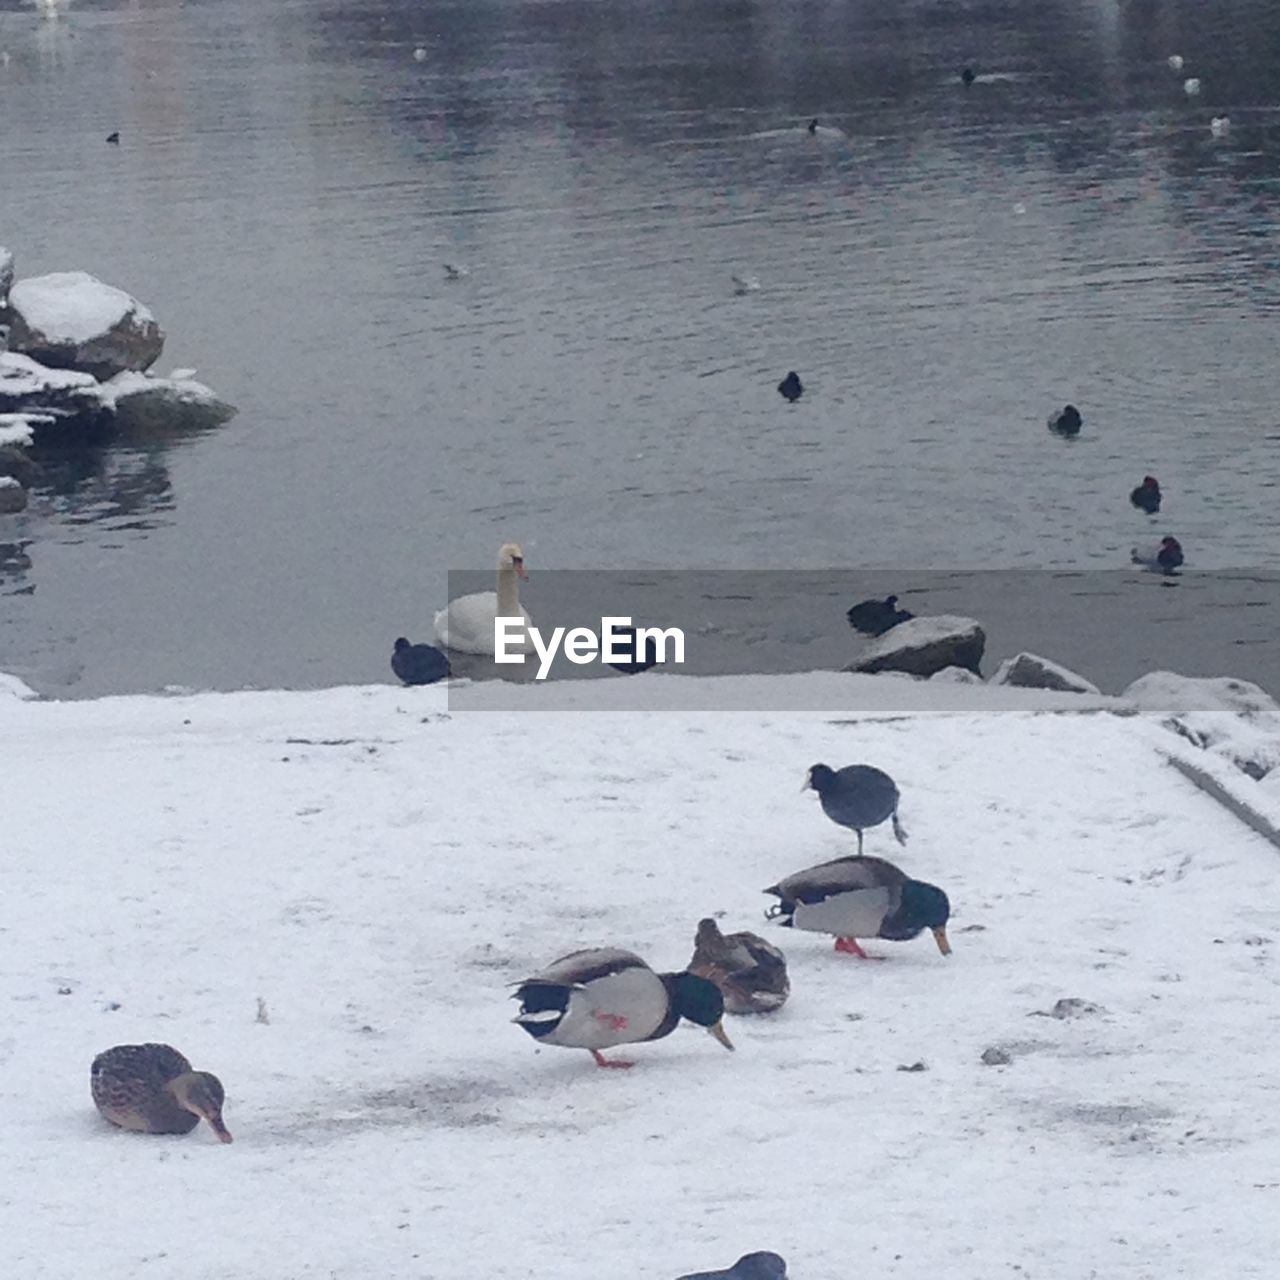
[91,1043,232,1142]
[688,918,790,1014]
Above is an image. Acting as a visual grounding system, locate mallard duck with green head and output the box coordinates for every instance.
[91,1043,232,1142]
[512,946,735,1068]
[764,854,951,959]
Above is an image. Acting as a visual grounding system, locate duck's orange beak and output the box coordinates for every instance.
[708,1020,735,1051]
[932,926,952,957]
[207,1114,234,1143]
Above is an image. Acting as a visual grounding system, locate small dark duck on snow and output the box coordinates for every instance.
[91,1043,232,1142]
[687,917,790,1015]
[803,762,907,855]
[764,854,952,958]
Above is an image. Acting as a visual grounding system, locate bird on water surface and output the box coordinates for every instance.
[778,371,803,403]
[91,1044,232,1142]
[961,67,976,86]
[687,917,790,1015]
[846,594,913,636]
[1131,536,1183,575]
[803,762,907,855]
[764,854,952,958]
[678,1253,788,1280]
[1048,404,1082,437]
[1130,476,1161,515]
[391,636,450,685]
[512,946,733,1068]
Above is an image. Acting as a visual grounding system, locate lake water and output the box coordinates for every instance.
[1,0,1278,698]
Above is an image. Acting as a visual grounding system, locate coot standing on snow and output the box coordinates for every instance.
[778,371,803,403]
[803,763,907,855]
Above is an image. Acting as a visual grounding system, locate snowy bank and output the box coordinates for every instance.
[3,677,1280,1280]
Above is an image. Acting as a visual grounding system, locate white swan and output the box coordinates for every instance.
[434,542,531,655]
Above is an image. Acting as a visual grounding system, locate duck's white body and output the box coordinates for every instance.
[434,542,530,655]
[518,949,671,1050]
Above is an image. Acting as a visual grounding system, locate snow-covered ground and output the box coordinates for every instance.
[3,677,1280,1280]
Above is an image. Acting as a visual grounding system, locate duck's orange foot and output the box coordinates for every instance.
[834,936,871,958]
[591,1050,635,1069]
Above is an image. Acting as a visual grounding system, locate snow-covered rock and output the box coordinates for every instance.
[0,351,110,433]
[97,370,236,433]
[7,270,164,380]
[0,246,13,306]
[849,614,986,677]
[0,474,28,513]
[1125,671,1280,780]
[991,652,1100,696]
[930,665,984,685]
[0,670,38,700]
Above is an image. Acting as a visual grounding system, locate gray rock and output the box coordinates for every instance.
[991,652,1100,695]
[849,614,986,678]
[7,271,164,381]
[1033,997,1104,1020]
[0,476,28,514]
[981,1046,1013,1066]
[0,246,13,306]
[100,371,237,434]
[0,352,111,435]
[930,665,984,685]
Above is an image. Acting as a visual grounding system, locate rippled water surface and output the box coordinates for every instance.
[1,0,1278,695]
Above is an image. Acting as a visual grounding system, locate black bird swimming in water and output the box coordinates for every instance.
[1130,476,1161,514]
[1047,404,1082,437]
[106,131,120,145]
[391,637,451,685]
[1131,536,1183,575]
[846,594,913,636]
[607,624,660,674]
[807,118,818,135]
[777,371,803,403]
[961,67,976,86]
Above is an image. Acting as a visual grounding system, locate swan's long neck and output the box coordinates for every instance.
[496,566,522,618]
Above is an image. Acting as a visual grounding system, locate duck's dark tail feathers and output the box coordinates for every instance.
[892,811,908,846]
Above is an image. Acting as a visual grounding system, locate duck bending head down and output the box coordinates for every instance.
[434,542,532,655]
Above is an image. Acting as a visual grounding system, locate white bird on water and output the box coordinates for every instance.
[731,274,760,295]
[442,263,470,280]
[1183,77,1201,96]
[1210,116,1230,138]
[413,47,427,62]
[1167,54,1184,71]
